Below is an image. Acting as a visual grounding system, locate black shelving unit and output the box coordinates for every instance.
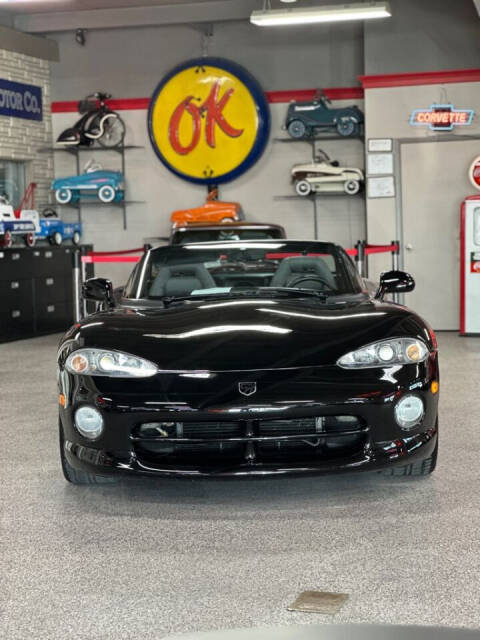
[274,134,365,239]
[38,145,144,229]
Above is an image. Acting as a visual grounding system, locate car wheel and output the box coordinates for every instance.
[59,418,118,485]
[52,231,63,246]
[287,119,307,139]
[1,230,12,248]
[98,185,116,203]
[72,231,81,246]
[55,188,73,204]
[25,232,35,247]
[383,427,438,477]
[344,180,360,195]
[295,179,312,196]
[336,119,356,137]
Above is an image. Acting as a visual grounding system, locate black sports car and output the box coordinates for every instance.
[57,240,439,484]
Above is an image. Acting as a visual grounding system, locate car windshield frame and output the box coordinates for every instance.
[123,240,364,301]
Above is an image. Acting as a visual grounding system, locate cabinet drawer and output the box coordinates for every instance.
[0,278,32,303]
[32,248,67,276]
[0,306,35,340]
[34,275,68,304]
[0,249,32,280]
[36,302,72,333]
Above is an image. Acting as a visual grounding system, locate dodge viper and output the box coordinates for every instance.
[57,240,439,484]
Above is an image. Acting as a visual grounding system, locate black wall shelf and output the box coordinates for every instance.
[38,144,144,230]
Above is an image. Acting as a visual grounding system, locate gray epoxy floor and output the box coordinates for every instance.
[1,332,479,640]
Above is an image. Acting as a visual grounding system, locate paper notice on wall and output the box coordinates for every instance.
[367,153,393,175]
[367,176,395,198]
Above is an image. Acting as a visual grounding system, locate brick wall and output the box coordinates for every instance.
[0,48,53,208]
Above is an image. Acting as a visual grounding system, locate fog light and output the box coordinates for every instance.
[394,394,424,430]
[74,406,104,439]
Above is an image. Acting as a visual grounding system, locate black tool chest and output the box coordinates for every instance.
[0,245,93,343]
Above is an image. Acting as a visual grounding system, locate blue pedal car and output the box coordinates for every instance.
[52,163,125,205]
[20,210,82,245]
[285,93,364,138]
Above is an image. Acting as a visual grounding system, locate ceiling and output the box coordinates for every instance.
[0,0,220,14]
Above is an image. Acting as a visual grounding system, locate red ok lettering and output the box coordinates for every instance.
[168,81,244,155]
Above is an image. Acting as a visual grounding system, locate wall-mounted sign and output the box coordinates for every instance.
[368,138,392,152]
[0,78,43,122]
[148,57,270,184]
[367,176,395,198]
[367,153,393,175]
[469,156,480,191]
[410,104,473,131]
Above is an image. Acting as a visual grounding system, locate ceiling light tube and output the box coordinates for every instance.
[250,2,391,27]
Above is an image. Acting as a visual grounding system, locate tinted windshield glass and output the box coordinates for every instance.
[125,241,362,300]
[171,228,283,244]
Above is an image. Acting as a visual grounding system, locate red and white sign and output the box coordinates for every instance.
[469,155,480,191]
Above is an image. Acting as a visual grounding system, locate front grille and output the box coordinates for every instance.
[132,415,368,467]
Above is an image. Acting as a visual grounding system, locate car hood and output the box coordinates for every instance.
[71,297,431,371]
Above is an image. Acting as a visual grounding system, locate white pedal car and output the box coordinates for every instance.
[292,151,364,196]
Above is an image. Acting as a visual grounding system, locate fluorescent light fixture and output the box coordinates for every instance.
[250,2,391,26]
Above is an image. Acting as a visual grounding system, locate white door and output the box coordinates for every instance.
[401,139,479,330]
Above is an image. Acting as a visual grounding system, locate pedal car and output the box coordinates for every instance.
[0,198,35,247]
[52,161,125,205]
[20,209,82,245]
[291,150,364,196]
[285,92,364,138]
[170,189,244,227]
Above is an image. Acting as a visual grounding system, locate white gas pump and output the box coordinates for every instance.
[460,195,480,335]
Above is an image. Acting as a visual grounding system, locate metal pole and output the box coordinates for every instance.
[362,240,368,279]
[392,240,400,303]
[80,251,87,317]
[355,240,364,277]
[72,250,82,322]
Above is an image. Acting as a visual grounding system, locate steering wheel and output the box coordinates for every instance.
[286,274,335,291]
[42,208,57,218]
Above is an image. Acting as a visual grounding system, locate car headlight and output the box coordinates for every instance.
[65,348,158,378]
[337,337,428,369]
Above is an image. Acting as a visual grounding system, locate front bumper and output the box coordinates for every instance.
[59,358,439,478]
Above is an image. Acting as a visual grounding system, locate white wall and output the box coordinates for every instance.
[52,99,365,285]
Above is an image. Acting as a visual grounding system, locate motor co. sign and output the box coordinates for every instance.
[0,79,43,122]
[148,58,270,184]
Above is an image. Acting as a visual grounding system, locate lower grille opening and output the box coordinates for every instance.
[133,415,368,467]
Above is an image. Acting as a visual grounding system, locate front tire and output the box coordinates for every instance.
[25,232,35,247]
[336,119,356,137]
[72,231,81,245]
[344,179,360,195]
[98,115,126,148]
[51,231,63,246]
[59,419,118,485]
[98,185,116,203]
[295,179,312,196]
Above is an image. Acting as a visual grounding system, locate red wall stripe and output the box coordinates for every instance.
[51,87,363,113]
[359,67,480,89]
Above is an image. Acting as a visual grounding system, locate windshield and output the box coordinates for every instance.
[171,227,284,245]
[124,241,363,301]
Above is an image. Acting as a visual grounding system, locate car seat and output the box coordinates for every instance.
[149,263,216,297]
[270,256,336,290]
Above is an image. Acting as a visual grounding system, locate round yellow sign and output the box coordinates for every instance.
[148,58,270,184]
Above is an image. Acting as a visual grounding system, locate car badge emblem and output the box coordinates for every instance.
[238,382,257,396]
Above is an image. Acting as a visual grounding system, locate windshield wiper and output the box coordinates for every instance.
[160,287,330,307]
[258,287,330,300]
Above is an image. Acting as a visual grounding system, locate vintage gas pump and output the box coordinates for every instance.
[460,195,480,335]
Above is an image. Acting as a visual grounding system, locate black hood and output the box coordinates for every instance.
[72,297,431,372]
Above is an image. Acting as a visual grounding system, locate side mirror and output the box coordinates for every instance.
[83,277,115,309]
[375,270,415,300]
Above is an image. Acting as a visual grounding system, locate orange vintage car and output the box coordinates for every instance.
[170,189,244,227]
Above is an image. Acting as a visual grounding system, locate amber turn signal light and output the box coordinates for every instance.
[430,381,439,394]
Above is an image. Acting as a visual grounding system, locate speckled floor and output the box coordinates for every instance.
[1,332,479,640]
